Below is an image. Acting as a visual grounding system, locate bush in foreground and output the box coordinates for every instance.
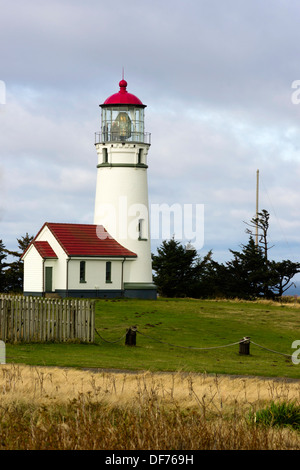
[251,401,300,431]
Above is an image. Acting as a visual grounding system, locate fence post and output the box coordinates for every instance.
[0,340,5,364]
[0,298,4,341]
[239,336,251,355]
[125,326,137,346]
[90,300,95,343]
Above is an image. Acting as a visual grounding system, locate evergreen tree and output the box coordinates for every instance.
[152,238,212,298]
[4,233,34,292]
[244,209,273,261]
[244,210,300,297]
[268,259,300,297]
[152,210,300,300]
[0,239,8,292]
[224,237,268,299]
[193,258,228,298]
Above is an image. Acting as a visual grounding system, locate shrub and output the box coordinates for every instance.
[251,401,300,431]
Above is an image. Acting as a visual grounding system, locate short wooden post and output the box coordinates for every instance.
[125,326,137,346]
[239,336,250,355]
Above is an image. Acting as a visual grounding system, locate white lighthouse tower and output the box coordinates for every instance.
[94,78,156,299]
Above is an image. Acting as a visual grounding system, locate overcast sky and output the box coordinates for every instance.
[1,0,300,290]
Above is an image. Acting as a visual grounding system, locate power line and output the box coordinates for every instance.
[260,176,296,260]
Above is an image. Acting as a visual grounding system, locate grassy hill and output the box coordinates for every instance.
[6,297,300,379]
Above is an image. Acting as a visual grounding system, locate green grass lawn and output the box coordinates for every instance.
[5,297,300,378]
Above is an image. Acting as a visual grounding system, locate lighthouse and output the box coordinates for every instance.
[22,77,157,299]
[93,78,157,299]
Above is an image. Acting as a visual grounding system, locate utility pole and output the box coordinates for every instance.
[255,169,259,246]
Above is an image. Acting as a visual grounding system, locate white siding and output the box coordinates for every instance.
[94,143,152,283]
[23,245,44,293]
[68,258,124,290]
[35,226,68,290]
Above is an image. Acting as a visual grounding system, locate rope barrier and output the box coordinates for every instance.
[94,328,127,344]
[1,328,294,362]
[95,327,294,359]
[136,329,244,350]
[250,340,293,358]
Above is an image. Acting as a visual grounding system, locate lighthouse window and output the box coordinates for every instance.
[80,261,86,283]
[138,218,148,241]
[102,148,108,163]
[106,261,112,283]
[138,219,145,240]
[138,149,143,164]
[101,106,146,143]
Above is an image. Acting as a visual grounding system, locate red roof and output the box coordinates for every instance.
[33,241,58,259]
[43,223,136,258]
[102,79,146,107]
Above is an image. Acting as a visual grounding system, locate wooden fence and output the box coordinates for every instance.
[0,295,95,343]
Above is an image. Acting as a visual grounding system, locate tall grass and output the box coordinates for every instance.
[0,365,300,450]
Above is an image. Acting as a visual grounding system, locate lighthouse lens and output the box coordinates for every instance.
[100,106,149,143]
[112,112,131,140]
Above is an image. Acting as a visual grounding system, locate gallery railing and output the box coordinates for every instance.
[95,131,151,145]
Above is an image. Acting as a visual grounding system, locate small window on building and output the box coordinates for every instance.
[80,261,86,283]
[106,261,112,283]
[103,148,108,163]
[138,219,147,240]
[138,148,143,164]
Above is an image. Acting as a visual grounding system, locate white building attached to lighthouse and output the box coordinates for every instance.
[22,78,157,300]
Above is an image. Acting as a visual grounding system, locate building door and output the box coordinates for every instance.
[45,267,53,292]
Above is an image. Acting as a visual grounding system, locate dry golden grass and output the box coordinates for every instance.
[1,364,300,410]
[0,364,300,450]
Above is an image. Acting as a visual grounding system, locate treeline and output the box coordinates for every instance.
[152,210,300,300]
[0,233,33,293]
[1,210,299,300]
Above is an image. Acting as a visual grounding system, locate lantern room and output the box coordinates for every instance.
[96,79,151,144]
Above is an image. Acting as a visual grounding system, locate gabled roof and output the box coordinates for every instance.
[33,241,58,259]
[22,223,137,259]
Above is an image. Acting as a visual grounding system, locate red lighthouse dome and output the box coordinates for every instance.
[102,79,146,107]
